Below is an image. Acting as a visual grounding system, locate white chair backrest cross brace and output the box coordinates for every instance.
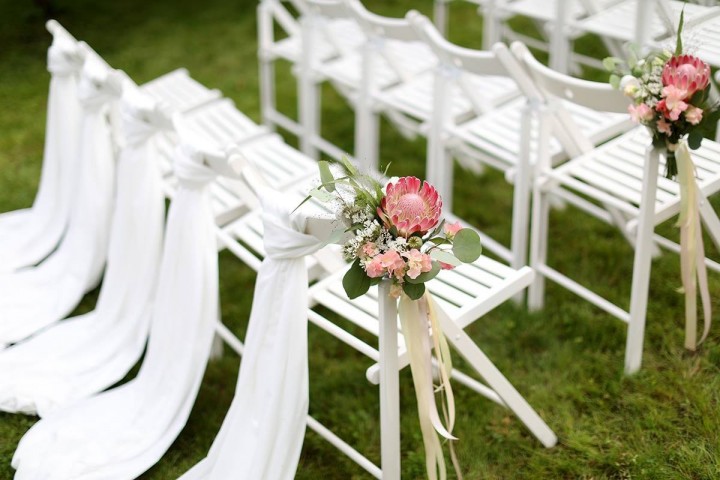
[408,13,632,272]
[257,0,365,160]
[512,41,720,374]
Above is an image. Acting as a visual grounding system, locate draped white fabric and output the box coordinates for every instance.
[0,90,167,416]
[12,142,221,480]
[0,58,120,348]
[180,190,324,480]
[0,34,84,273]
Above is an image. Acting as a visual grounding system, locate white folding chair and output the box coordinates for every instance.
[409,13,631,271]
[257,0,365,158]
[511,41,720,374]
[302,0,438,171]
[572,0,720,54]
[305,231,557,479]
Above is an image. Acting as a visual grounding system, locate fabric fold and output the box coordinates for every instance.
[0,89,167,416]
[0,33,84,272]
[179,189,323,480]
[12,141,222,480]
[0,57,120,348]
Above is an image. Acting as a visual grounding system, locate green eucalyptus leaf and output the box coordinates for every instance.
[609,74,621,90]
[430,249,462,266]
[402,282,425,300]
[452,228,482,263]
[675,7,684,56]
[687,131,703,150]
[406,261,441,284]
[292,194,312,213]
[319,161,335,192]
[339,155,358,176]
[309,187,334,203]
[602,57,621,72]
[343,259,371,299]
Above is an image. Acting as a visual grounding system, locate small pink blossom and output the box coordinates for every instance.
[365,257,385,278]
[443,221,463,239]
[361,242,379,258]
[628,103,654,124]
[378,250,406,279]
[659,85,689,121]
[402,249,433,280]
[439,261,455,270]
[657,117,672,135]
[685,105,703,125]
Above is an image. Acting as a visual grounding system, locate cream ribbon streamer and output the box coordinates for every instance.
[398,292,459,480]
[0,89,167,416]
[0,57,120,348]
[179,188,324,480]
[0,34,84,272]
[12,142,221,480]
[674,140,712,350]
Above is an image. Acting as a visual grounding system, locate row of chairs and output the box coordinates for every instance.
[257,0,720,375]
[2,19,559,479]
[436,0,720,74]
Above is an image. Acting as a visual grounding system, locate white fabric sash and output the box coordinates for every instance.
[0,89,167,416]
[0,58,120,348]
[12,142,221,480]
[0,34,84,272]
[180,189,324,480]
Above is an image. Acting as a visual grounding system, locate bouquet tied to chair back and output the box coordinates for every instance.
[301,157,482,479]
[604,10,719,351]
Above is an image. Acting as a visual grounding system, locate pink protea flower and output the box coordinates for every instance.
[402,249,433,279]
[378,177,442,237]
[661,55,711,100]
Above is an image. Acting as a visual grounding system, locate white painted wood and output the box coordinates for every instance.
[378,281,401,480]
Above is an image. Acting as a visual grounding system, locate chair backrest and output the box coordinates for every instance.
[407,10,515,117]
[511,41,629,155]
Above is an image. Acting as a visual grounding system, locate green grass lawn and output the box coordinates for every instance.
[1,0,719,478]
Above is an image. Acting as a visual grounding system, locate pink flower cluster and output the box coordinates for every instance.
[628,54,711,136]
[364,249,433,280]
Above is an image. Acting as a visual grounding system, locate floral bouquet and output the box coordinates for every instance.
[604,10,717,350]
[300,157,482,479]
[604,12,720,179]
[302,157,482,300]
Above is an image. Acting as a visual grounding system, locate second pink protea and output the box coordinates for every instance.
[378,176,442,237]
[661,54,711,99]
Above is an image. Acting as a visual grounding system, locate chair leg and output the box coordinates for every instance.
[378,282,401,480]
[354,101,379,172]
[528,182,550,311]
[298,74,321,161]
[437,309,557,448]
[624,147,660,375]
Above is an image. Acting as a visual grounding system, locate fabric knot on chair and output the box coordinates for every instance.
[77,59,124,111]
[121,90,173,147]
[46,37,84,76]
[173,142,220,188]
[260,192,324,260]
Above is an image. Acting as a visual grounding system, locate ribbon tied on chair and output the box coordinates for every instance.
[0,90,167,417]
[180,189,324,480]
[0,34,85,272]
[12,139,225,480]
[0,58,120,348]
